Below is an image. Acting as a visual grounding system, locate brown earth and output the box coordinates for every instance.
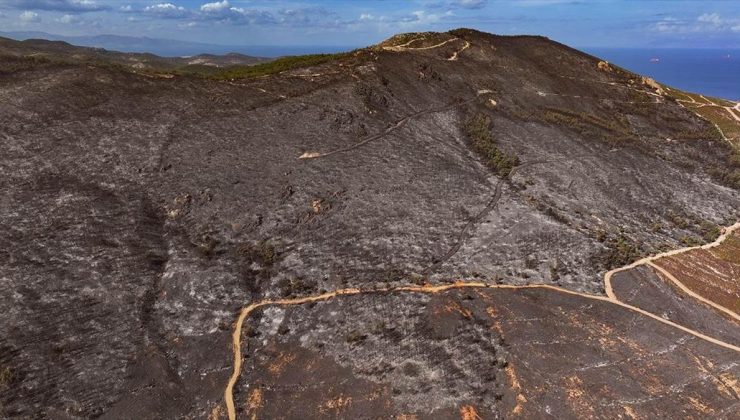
[610,264,740,344]
[232,287,740,419]
[654,231,740,314]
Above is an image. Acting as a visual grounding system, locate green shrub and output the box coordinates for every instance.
[196,235,219,258]
[237,240,277,266]
[277,277,316,298]
[626,89,653,116]
[708,167,740,190]
[592,234,644,269]
[0,366,12,389]
[214,53,350,80]
[541,108,635,144]
[524,256,538,269]
[699,221,721,243]
[463,113,520,177]
[383,267,406,283]
[345,329,367,344]
[666,211,689,229]
[409,273,425,285]
[680,235,702,247]
[708,149,740,189]
[549,259,561,281]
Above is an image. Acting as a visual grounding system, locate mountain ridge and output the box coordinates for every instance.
[0,30,358,58]
[0,28,738,418]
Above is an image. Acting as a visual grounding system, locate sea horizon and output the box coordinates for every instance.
[585,47,740,101]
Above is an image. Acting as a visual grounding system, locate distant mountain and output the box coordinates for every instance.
[0,35,268,70]
[0,31,358,57]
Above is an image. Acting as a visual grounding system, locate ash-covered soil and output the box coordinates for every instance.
[611,265,740,344]
[0,29,738,418]
[238,288,740,419]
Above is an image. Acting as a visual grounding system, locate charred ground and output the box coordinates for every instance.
[0,29,738,418]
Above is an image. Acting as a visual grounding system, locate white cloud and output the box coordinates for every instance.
[19,10,40,22]
[651,13,740,34]
[200,1,230,13]
[653,16,680,33]
[143,3,190,19]
[146,3,182,12]
[697,12,722,26]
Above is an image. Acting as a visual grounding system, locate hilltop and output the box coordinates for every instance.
[0,29,738,418]
[0,35,267,74]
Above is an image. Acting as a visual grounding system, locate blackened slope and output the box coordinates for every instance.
[0,29,738,417]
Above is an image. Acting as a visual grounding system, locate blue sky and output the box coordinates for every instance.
[0,0,739,48]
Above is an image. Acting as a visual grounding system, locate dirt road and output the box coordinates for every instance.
[224,221,740,420]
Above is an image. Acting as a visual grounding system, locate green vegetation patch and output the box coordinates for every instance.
[708,164,740,190]
[699,221,722,243]
[464,113,520,177]
[591,233,645,270]
[377,31,450,48]
[2,48,356,81]
[541,108,635,144]
[237,240,278,266]
[506,106,639,146]
[0,54,62,74]
[625,89,654,116]
[662,86,740,189]
[213,53,350,80]
[276,277,317,298]
[690,105,740,143]
[0,366,13,390]
[713,234,740,264]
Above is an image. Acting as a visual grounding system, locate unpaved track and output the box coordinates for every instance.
[605,222,740,319]
[222,40,740,418]
[382,36,461,52]
[298,95,482,159]
[676,95,740,135]
[447,40,470,61]
[224,223,740,420]
[297,79,660,161]
[382,36,469,62]
[422,155,592,276]
[675,97,732,144]
[648,261,739,321]
[728,103,740,122]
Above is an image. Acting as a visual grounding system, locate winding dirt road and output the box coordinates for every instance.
[222,37,740,419]
[605,222,740,321]
[382,36,462,52]
[223,222,740,420]
[298,94,483,160]
[674,93,740,143]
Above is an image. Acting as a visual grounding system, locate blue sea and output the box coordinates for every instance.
[585,48,740,101]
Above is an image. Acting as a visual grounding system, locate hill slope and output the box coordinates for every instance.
[0,35,268,74]
[0,29,738,418]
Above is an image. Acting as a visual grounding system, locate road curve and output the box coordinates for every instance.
[604,222,740,316]
[224,222,740,420]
